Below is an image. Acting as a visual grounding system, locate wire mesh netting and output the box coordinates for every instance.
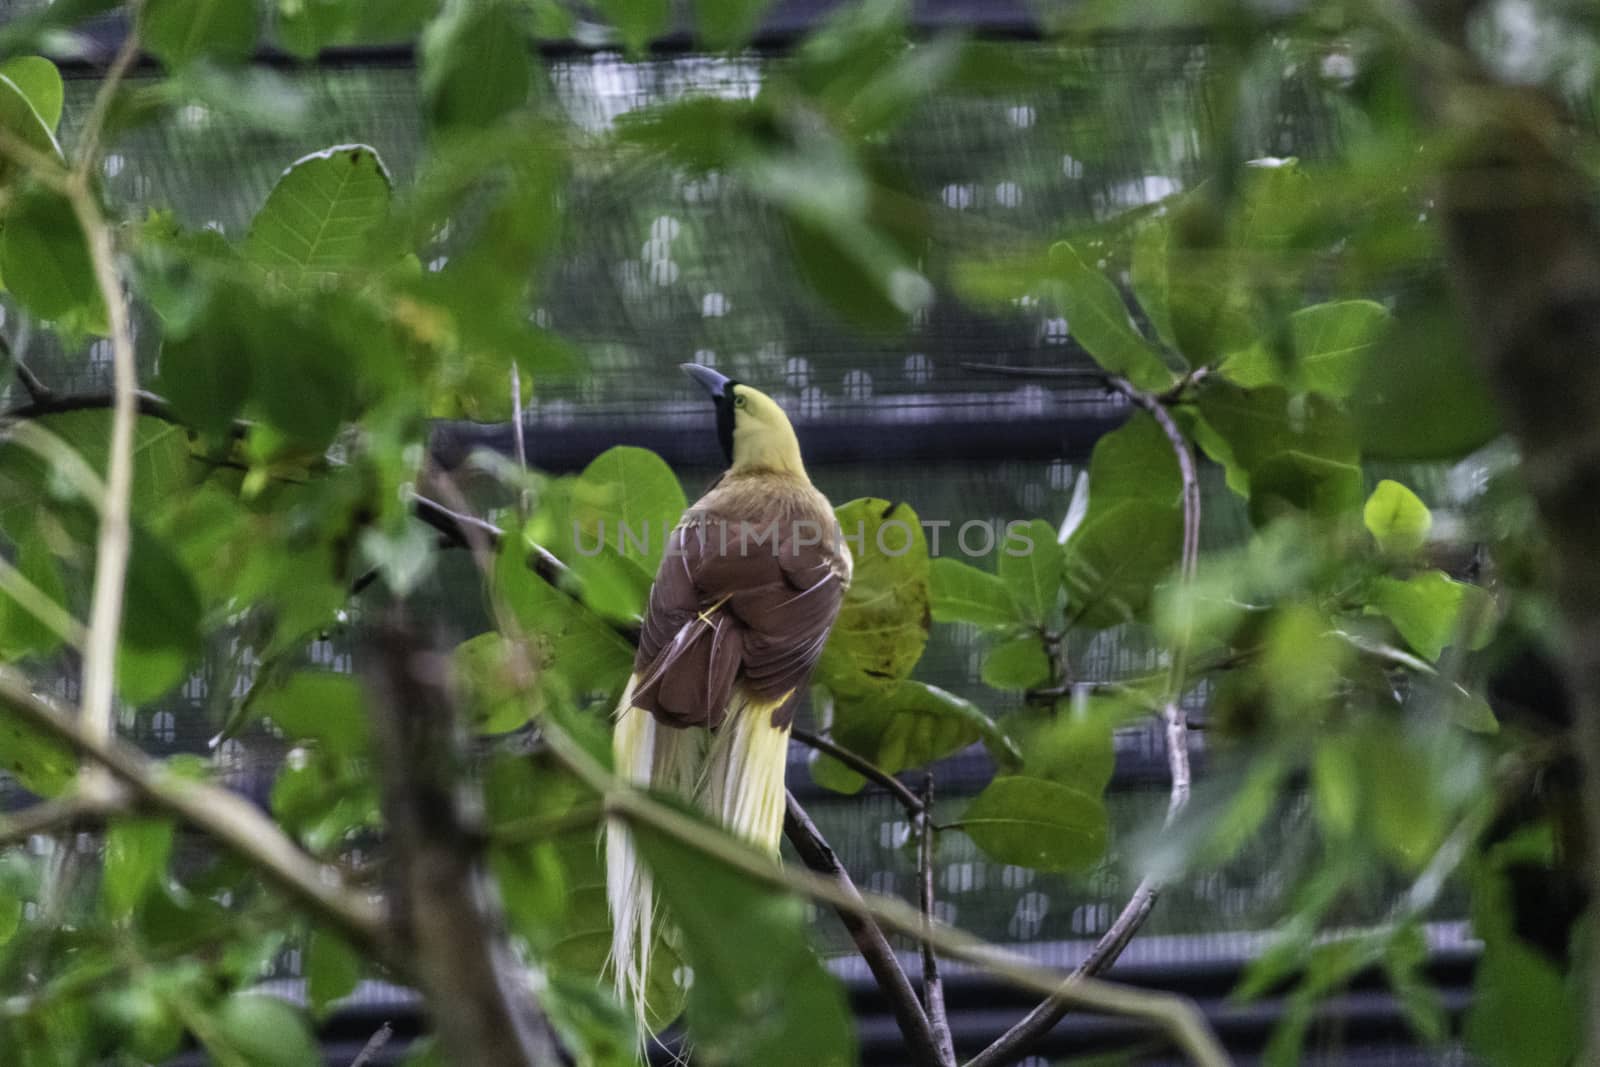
[0,26,1482,1064]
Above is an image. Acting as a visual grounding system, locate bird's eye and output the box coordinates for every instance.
[733,394,747,408]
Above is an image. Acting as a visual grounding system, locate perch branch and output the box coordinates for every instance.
[0,667,385,951]
[790,726,925,816]
[783,793,947,1067]
[918,775,957,1065]
[965,379,1201,1067]
[0,790,116,848]
[545,721,1231,1067]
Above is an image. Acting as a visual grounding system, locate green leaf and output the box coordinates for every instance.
[1063,499,1181,629]
[307,929,361,1019]
[1,189,101,324]
[254,672,370,756]
[157,288,253,437]
[1353,289,1502,460]
[118,525,204,705]
[1193,380,1359,500]
[818,499,930,694]
[1012,697,1126,795]
[420,1,533,131]
[929,557,1018,628]
[1247,449,1364,526]
[245,144,394,284]
[453,630,539,734]
[1048,241,1174,391]
[997,518,1062,626]
[208,993,321,1067]
[595,0,670,55]
[0,526,68,660]
[1363,479,1432,557]
[495,534,633,698]
[102,817,174,920]
[0,69,64,185]
[1367,570,1494,662]
[0,710,77,796]
[141,0,259,68]
[575,446,688,576]
[1220,300,1390,399]
[1130,219,1177,351]
[632,813,857,1067]
[961,775,1108,872]
[694,0,768,50]
[980,636,1051,690]
[813,679,1006,793]
[0,56,63,130]
[1087,411,1182,508]
[1468,937,1577,1067]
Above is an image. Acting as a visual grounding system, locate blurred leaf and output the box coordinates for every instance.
[0,57,62,130]
[998,518,1062,626]
[1193,380,1359,500]
[453,630,540,734]
[246,144,394,285]
[421,0,532,131]
[1130,218,1177,350]
[1012,697,1128,795]
[157,289,252,437]
[207,993,320,1067]
[1087,411,1182,508]
[1367,571,1494,662]
[633,813,856,1067]
[102,818,174,920]
[0,527,67,660]
[1221,300,1390,399]
[962,775,1107,872]
[275,0,439,57]
[1247,449,1363,526]
[575,446,688,576]
[819,498,929,693]
[118,525,205,705]
[0,68,64,187]
[596,0,670,54]
[0,710,77,796]
[495,534,633,697]
[695,0,768,50]
[981,635,1051,690]
[1353,290,1502,460]
[307,929,361,1019]
[1,189,101,325]
[254,671,370,756]
[929,558,1018,629]
[813,679,1005,792]
[141,0,259,69]
[1363,479,1432,557]
[1048,241,1174,391]
[1063,499,1181,629]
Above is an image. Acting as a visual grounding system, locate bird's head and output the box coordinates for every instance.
[680,363,806,477]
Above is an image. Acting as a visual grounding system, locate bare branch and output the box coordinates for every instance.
[0,790,117,849]
[965,378,1202,1067]
[783,792,946,1067]
[364,615,564,1067]
[790,727,925,816]
[70,10,142,187]
[546,722,1231,1067]
[0,667,385,951]
[917,775,956,1066]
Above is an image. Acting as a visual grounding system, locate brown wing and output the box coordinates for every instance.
[632,506,847,730]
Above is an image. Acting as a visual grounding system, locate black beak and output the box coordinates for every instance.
[680,362,733,399]
[679,363,738,464]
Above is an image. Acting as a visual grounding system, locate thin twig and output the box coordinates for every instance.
[918,775,957,1066]
[2,331,52,402]
[783,793,946,1067]
[70,7,142,186]
[0,667,385,952]
[790,727,925,815]
[545,721,1231,1067]
[349,1023,394,1067]
[965,379,1202,1067]
[0,790,117,848]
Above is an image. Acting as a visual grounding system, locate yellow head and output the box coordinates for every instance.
[680,363,807,477]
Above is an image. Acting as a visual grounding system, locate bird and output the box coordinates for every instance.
[606,362,852,1033]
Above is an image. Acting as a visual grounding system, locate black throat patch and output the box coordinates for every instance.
[714,382,740,463]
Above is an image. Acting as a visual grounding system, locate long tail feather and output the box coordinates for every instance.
[607,682,793,1043]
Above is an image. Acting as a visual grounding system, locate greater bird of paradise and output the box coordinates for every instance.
[606,363,852,1030]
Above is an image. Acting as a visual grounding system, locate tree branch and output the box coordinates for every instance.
[364,614,565,1067]
[0,667,385,952]
[965,379,1201,1067]
[917,775,957,1065]
[0,790,116,849]
[546,721,1231,1067]
[790,726,925,816]
[783,792,946,1067]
